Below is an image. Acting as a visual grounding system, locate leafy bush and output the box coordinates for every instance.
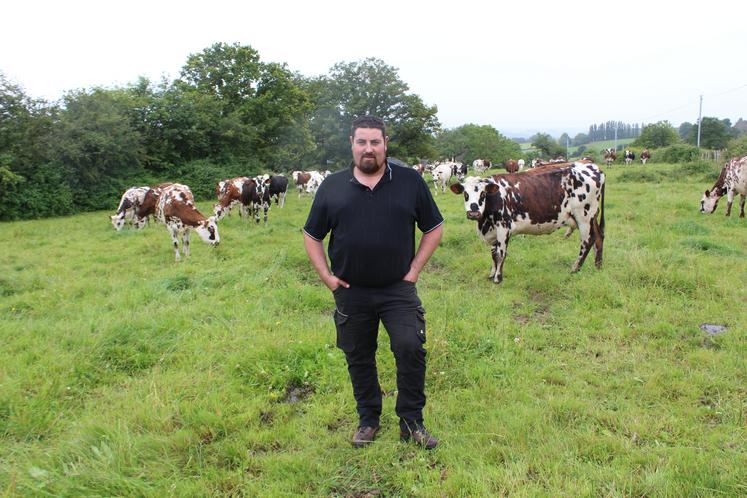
[726,136,747,158]
[655,144,700,163]
[171,160,263,200]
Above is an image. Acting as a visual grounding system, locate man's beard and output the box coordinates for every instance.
[357,155,384,174]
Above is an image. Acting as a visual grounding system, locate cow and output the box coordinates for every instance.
[624,150,635,165]
[451,162,468,181]
[304,170,326,196]
[504,159,519,173]
[640,149,651,165]
[700,155,747,218]
[263,174,289,208]
[111,187,150,231]
[431,163,453,195]
[214,177,253,220]
[473,159,490,174]
[603,148,617,166]
[156,184,220,261]
[249,176,270,224]
[517,159,525,171]
[413,163,426,176]
[111,183,173,230]
[293,170,316,197]
[450,161,606,284]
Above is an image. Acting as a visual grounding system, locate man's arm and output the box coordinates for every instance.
[303,233,350,291]
[403,224,443,283]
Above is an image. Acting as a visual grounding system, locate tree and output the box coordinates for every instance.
[308,58,439,167]
[532,133,565,157]
[678,122,694,140]
[572,133,589,146]
[633,121,680,148]
[435,124,521,165]
[686,117,734,149]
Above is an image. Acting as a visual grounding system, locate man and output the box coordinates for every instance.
[303,116,444,450]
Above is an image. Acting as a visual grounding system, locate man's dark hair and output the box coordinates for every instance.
[351,116,387,139]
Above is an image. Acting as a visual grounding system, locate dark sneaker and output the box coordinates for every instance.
[352,426,379,448]
[400,426,438,450]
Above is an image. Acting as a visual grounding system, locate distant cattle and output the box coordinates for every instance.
[517,159,525,171]
[473,159,491,174]
[292,170,317,197]
[603,148,617,166]
[157,184,219,261]
[304,170,326,196]
[624,150,635,165]
[504,159,519,173]
[450,161,605,283]
[451,162,468,181]
[413,163,426,176]
[640,149,651,165]
[263,174,289,208]
[700,155,747,218]
[431,163,453,195]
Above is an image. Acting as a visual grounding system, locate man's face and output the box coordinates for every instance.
[350,127,388,174]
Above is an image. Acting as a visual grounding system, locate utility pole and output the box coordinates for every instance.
[614,124,618,152]
[566,136,570,160]
[697,94,703,148]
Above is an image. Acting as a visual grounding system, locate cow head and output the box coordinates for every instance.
[450,177,499,220]
[195,216,220,245]
[700,188,724,214]
[110,213,126,231]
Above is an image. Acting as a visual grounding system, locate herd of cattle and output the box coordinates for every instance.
[111,153,746,281]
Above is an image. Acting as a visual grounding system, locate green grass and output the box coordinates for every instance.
[1,165,746,496]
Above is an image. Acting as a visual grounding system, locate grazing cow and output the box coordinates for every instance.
[304,170,326,196]
[624,150,635,165]
[451,162,468,181]
[157,184,220,261]
[263,174,289,208]
[473,159,491,174]
[450,161,606,283]
[431,163,453,195]
[214,177,253,220]
[603,148,617,166]
[292,170,314,197]
[640,149,651,165]
[111,187,150,231]
[517,159,525,171]
[700,155,747,218]
[504,159,519,173]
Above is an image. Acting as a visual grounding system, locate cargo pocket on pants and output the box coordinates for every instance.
[334,309,355,353]
[415,306,426,344]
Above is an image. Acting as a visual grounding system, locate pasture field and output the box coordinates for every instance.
[1,162,746,497]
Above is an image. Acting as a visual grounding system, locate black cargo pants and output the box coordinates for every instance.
[332,280,427,431]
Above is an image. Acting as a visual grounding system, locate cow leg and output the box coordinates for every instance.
[432,180,438,195]
[263,201,269,224]
[739,194,745,218]
[253,203,261,224]
[183,230,190,258]
[169,226,181,262]
[591,218,604,268]
[571,219,594,273]
[490,229,510,284]
[280,191,286,208]
[725,190,734,217]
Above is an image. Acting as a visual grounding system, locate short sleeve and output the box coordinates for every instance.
[415,175,444,233]
[303,182,329,241]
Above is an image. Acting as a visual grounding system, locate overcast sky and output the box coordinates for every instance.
[3,0,745,137]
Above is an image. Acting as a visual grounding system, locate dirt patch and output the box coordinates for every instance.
[259,410,274,426]
[283,383,315,403]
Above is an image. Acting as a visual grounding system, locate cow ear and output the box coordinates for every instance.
[704,189,709,196]
[450,183,464,194]
[485,183,499,194]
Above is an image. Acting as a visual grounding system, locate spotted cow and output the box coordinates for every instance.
[111,187,150,231]
[640,149,651,165]
[450,161,606,283]
[473,159,490,174]
[431,163,454,195]
[700,155,747,218]
[517,159,526,171]
[452,162,468,181]
[304,170,326,196]
[624,150,635,165]
[603,148,616,166]
[157,184,220,261]
[214,177,253,220]
[262,174,289,208]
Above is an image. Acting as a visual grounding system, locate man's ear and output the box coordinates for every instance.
[349,136,354,146]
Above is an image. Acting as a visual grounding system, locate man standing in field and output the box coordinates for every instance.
[303,116,444,449]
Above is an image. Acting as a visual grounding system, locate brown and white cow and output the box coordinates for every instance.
[304,170,326,196]
[450,161,606,283]
[111,183,173,230]
[700,155,747,218]
[504,159,519,173]
[603,148,616,166]
[473,159,490,174]
[431,163,454,195]
[640,149,651,165]
[292,170,316,197]
[517,159,525,171]
[157,184,220,261]
[214,177,253,220]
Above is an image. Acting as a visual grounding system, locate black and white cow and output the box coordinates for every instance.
[624,150,635,165]
[700,155,747,217]
[451,162,468,181]
[262,174,289,208]
[450,162,606,283]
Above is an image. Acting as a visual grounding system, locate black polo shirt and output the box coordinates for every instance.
[304,159,443,288]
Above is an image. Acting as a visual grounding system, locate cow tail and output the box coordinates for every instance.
[599,181,605,238]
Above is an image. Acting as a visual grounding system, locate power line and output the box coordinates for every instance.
[640,82,747,123]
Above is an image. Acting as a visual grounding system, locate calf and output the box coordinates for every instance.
[450,162,605,283]
[157,184,219,261]
[700,155,747,217]
[263,174,289,208]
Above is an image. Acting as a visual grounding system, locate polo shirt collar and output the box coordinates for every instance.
[348,159,394,187]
